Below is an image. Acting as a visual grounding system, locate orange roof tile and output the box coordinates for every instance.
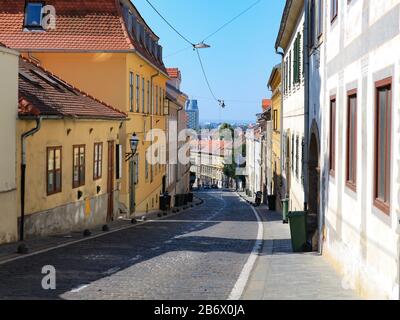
[18,57,127,120]
[0,0,166,73]
[262,99,272,111]
[166,68,181,79]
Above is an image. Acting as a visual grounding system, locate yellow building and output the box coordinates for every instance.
[0,0,170,216]
[0,44,18,244]
[267,64,282,210]
[18,58,127,238]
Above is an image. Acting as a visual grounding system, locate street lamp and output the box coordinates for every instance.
[194,42,211,49]
[126,133,139,161]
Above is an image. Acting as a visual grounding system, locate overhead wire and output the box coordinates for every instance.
[144,0,195,47]
[144,0,263,109]
[202,0,262,42]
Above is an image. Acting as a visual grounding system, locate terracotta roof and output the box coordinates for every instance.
[18,57,127,120]
[190,140,232,156]
[166,68,181,79]
[262,99,272,111]
[0,0,166,73]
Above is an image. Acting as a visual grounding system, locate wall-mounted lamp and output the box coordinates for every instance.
[125,132,139,162]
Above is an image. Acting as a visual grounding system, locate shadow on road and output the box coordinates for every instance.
[0,191,266,300]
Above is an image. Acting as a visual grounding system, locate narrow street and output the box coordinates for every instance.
[0,191,259,300]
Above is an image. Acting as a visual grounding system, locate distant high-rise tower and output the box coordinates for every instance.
[186,99,200,130]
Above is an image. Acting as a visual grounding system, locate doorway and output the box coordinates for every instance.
[107,141,115,222]
[308,130,320,251]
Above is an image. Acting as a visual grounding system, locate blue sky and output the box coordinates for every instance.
[133,0,285,122]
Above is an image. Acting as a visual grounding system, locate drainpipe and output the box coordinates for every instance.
[303,0,310,215]
[20,117,42,243]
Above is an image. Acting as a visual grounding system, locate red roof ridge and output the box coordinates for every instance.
[20,56,127,117]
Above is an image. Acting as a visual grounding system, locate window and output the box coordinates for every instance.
[147,80,150,114]
[73,145,85,188]
[291,135,294,172]
[129,72,134,112]
[317,0,323,38]
[93,143,103,180]
[142,77,145,113]
[310,0,315,48]
[145,158,149,181]
[288,51,292,90]
[374,78,392,214]
[155,85,159,115]
[136,74,140,112]
[331,0,338,23]
[159,88,163,115]
[25,2,43,28]
[47,147,62,195]
[329,97,336,175]
[116,144,122,180]
[134,155,139,185]
[273,109,278,131]
[295,136,299,179]
[346,90,357,190]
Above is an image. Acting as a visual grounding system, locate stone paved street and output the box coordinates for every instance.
[0,191,258,300]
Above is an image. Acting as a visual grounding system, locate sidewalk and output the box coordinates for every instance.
[238,192,360,300]
[0,196,204,265]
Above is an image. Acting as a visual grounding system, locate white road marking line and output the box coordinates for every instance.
[129,255,142,262]
[228,193,264,301]
[102,267,121,276]
[70,284,89,293]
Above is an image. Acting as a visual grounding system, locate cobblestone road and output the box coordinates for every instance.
[0,191,258,300]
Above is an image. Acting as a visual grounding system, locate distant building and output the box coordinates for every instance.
[165,68,190,206]
[190,140,230,189]
[186,100,200,130]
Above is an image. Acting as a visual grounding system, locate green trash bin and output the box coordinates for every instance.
[281,198,289,224]
[288,211,307,253]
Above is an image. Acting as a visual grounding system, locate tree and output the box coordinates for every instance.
[219,123,246,186]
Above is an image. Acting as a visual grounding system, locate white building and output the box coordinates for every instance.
[166,68,190,206]
[317,0,400,300]
[0,44,18,244]
[246,126,262,197]
[275,0,306,213]
[190,139,230,189]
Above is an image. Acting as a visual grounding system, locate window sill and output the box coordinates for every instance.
[345,181,357,193]
[47,191,62,197]
[373,199,390,216]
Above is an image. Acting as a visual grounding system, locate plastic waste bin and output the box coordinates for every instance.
[281,198,289,224]
[288,211,307,253]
